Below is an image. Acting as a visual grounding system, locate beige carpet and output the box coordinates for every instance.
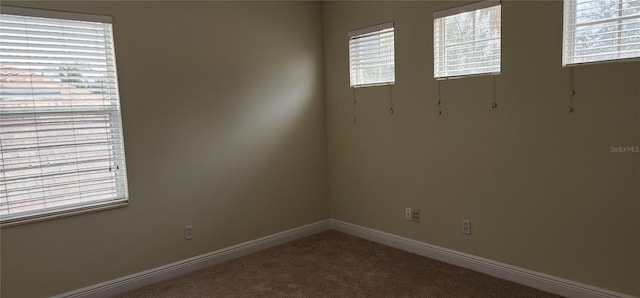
[116,230,562,297]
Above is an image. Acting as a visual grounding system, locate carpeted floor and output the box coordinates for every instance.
[116,230,562,297]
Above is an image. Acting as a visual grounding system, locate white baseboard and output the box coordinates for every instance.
[55,218,635,298]
[329,219,636,298]
[55,219,331,298]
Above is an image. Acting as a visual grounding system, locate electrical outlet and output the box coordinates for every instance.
[411,209,420,222]
[405,208,412,220]
[184,225,194,240]
[462,219,471,235]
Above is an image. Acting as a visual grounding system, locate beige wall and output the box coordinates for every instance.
[323,1,639,296]
[0,2,328,297]
[1,1,639,297]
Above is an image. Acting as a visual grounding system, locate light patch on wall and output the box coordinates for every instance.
[233,53,317,151]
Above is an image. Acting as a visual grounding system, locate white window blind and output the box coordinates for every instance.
[349,22,395,87]
[434,1,501,79]
[0,7,128,226]
[563,0,640,65]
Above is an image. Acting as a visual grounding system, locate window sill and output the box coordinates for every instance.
[0,201,129,228]
[435,71,500,81]
[351,82,395,88]
[563,56,640,67]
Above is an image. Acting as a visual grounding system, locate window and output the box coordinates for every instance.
[349,22,395,87]
[563,0,640,65]
[0,7,129,226]
[434,1,501,79]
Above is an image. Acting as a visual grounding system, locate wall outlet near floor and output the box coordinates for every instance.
[411,209,420,222]
[405,208,412,220]
[184,225,194,240]
[462,219,471,235]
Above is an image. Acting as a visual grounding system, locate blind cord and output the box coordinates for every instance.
[389,85,394,115]
[352,88,357,123]
[28,27,48,206]
[63,24,85,205]
[437,80,443,116]
[0,139,6,213]
[491,75,498,109]
[569,67,575,113]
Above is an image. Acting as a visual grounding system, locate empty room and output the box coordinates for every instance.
[0,0,638,297]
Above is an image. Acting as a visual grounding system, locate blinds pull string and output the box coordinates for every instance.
[63,19,86,203]
[438,80,443,116]
[352,88,357,123]
[0,139,6,213]
[569,67,576,113]
[26,20,48,206]
[491,76,498,109]
[100,22,115,173]
[389,85,394,115]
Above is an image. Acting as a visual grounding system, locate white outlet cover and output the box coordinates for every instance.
[462,220,471,235]
[184,225,194,240]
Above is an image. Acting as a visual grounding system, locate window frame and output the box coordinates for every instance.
[562,0,640,66]
[433,0,502,80]
[348,21,396,88]
[0,6,129,227]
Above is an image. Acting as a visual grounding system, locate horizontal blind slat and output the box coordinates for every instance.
[0,54,111,64]
[2,188,119,207]
[1,41,110,52]
[0,20,108,32]
[0,28,110,41]
[2,165,120,183]
[0,34,108,47]
[566,28,640,43]
[568,41,640,53]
